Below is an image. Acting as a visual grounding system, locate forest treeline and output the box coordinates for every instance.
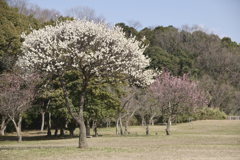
[0,0,239,137]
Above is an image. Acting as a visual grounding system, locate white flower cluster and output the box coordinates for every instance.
[18,19,155,85]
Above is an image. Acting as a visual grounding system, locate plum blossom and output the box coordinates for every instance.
[17,18,154,86]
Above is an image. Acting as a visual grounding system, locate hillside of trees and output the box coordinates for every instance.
[116,22,240,114]
[0,0,239,144]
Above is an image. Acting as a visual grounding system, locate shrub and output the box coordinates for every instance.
[173,107,227,123]
[195,107,227,120]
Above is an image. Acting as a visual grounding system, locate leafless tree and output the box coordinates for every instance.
[116,86,137,136]
[154,26,180,53]
[5,0,29,15]
[105,84,139,135]
[135,92,158,129]
[199,75,235,113]
[32,7,60,23]
[123,88,148,134]
[65,5,105,23]
[6,0,61,23]
[127,20,142,30]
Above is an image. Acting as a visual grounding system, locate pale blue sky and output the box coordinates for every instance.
[28,0,240,44]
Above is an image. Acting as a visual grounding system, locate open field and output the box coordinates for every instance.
[0,120,240,160]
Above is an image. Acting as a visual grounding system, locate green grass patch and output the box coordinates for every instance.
[0,120,240,160]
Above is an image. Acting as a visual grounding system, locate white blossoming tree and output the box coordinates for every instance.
[18,19,155,148]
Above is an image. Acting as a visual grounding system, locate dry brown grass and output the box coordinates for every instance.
[0,120,240,160]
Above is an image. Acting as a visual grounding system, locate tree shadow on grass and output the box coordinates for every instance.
[0,133,103,142]
[0,134,79,142]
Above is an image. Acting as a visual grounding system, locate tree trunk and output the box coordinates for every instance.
[92,121,95,129]
[124,107,139,134]
[60,127,64,136]
[79,121,87,148]
[166,101,171,135]
[165,115,171,135]
[17,115,22,142]
[0,116,10,136]
[70,130,74,137]
[55,115,59,136]
[86,119,90,137]
[65,120,69,128]
[124,118,129,134]
[16,126,22,142]
[58,73,88,148]
[47,112,51,136]
[54,127,58,136]
[146,124,149,135]
[40,110,45,132]
[60,118,64,136]
[149,113,156,126]
[78,85,88,148]
[162,108,165,123]
[119,116,123,136]
[107,121,110,129]
[1,116,6,135]
[116,118,119,134]
[12,115,23,143]
[141,117,145,127]
[0,126,6,136]
[94,124,98,137]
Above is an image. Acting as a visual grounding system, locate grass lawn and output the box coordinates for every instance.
[0,120,240,160]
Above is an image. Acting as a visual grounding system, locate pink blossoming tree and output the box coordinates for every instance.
[150,71,209,135]
[0,72,39,142]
